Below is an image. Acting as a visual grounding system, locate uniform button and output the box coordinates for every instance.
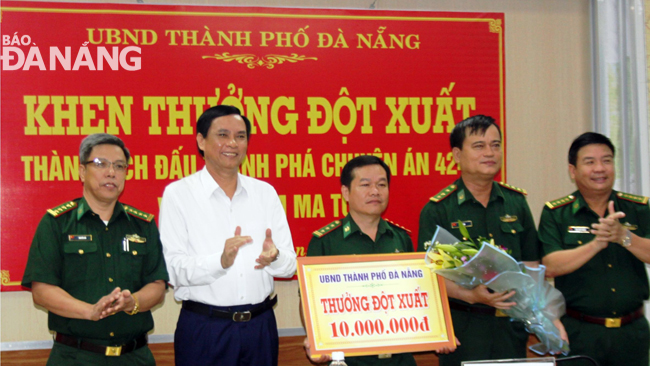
[613,311,617,315]
[489,233,493,238]
[578,241,582,245]
[240,274,243,277]
[78,249,84,255]
[109,278,114,282]
[105,227,109,231]
[511,229,516,234]
[110,332,114,337]
[240,296,244,300]
[608,264,612,268]
[132,251,138,255]
[106,253,111,258]
[611,288,616,292]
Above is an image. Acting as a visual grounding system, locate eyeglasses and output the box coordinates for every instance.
[82,158,129,173]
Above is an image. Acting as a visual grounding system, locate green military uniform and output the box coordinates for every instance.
[307,215,417,366]
[539,190,650,366]
[417,179,539,365]
[22,197,169,366]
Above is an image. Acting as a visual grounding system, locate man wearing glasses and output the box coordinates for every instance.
[22,133,168,366]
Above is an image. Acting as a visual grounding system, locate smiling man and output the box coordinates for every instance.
[417,115,541,364]
[159,105,297,366]
[539,132,650,366]
[304,155,417,366]
[22,133,168,366]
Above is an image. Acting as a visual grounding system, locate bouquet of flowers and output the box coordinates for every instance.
[425,223,569,356]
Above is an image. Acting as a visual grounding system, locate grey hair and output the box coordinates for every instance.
[79,134,131,163]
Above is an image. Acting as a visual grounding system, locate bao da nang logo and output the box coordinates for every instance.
[1,32,141,71]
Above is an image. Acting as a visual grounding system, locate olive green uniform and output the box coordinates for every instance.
[22,197,169,366]
[539,190,650,366]
[417,179,539,365]
[307,215,417,366]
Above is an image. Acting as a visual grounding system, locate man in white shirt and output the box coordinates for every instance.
[159,105,297,366]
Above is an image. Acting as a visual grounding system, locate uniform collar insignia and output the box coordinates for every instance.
[343,222,352,239]
[457,189,467,205]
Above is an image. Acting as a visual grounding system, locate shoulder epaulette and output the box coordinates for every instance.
[384,218,411,234]
[312,220,341,238]
[498,182,527,196]
[430,184,458,203]
[545,194,576,210]
[47,201,77,217]
[123,205,154,222]
[616,192,649,205]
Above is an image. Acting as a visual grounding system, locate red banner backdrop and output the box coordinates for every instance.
[0,2,505,291]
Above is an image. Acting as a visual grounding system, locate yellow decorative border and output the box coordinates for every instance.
[202,52,317,69]
[1,270,22,286]
[489,19,502,33]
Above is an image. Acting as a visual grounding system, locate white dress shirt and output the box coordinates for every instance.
[159,167,297,306]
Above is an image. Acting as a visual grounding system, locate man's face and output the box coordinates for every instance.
[452,125,502,179]
[79,144,127,205]
[569,143,615,195]
[197,114,248,173]
[342,164,389,218]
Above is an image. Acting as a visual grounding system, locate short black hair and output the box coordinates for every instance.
[449,115,501,150]
[196,105,252,157]
[79,133,130,163]
[568,132,616,166]
[340,155,391,188]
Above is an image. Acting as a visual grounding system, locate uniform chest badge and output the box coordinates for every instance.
[567,226,590,234]
[126,234,146,243]
[500,214,518,222]
[451,220,473,229]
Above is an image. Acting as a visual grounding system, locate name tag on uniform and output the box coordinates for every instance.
[451,220,473,229]
[567,226,590,234]
[68,235,92,241]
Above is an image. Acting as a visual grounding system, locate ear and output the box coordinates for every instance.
[196,133,205,153]
[568,164,576,181]
[452,147,462,164]
[341,185,350,203]
[79,164,86,183]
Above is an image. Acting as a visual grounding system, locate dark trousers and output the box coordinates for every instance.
[174,303,279,366]
[439,309,529,366]
[561,315,649,366]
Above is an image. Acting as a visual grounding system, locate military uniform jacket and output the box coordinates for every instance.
[22,197,169,344]
[417,179,539,310]
[418,179,539,260]
[307,215,416,366]
[308,215,414,256]
[539,190,650,318]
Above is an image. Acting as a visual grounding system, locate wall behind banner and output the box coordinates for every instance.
[0,0,591,347]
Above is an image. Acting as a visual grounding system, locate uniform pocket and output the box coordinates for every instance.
[121,241,147,290]
[62,241,99,287]
[500,222,524,236]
